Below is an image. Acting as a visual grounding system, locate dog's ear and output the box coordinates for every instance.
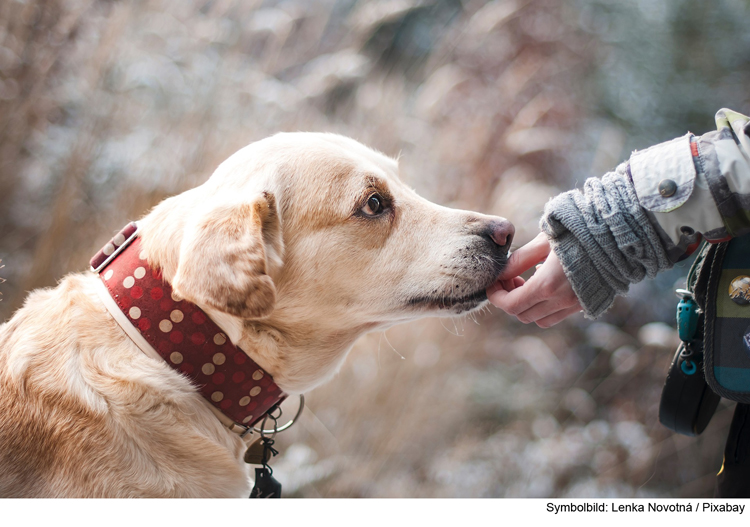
[172,192,283,319]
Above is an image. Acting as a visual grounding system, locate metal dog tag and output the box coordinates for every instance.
[243,438,269,465]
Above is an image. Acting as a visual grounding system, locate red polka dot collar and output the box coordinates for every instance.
[90,222,286,433]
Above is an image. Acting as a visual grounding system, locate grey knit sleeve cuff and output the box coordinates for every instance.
[540,164,673,319]
[541,208,618,318]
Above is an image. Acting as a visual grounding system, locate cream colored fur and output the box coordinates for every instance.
[0,133,511,497]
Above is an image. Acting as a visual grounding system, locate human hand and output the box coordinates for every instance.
[487,233,582,327]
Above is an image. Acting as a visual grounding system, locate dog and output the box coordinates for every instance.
[0,133,513,497]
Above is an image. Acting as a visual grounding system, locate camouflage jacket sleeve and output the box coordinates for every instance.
[632,108,750,262]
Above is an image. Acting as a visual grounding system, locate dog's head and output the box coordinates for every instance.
[139,133,513,392]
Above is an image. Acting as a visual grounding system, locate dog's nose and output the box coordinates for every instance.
[485,218,515,251]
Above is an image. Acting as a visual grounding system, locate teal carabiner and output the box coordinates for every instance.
[675,289,700,342]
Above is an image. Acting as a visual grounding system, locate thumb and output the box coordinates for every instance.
[497,232,551,280]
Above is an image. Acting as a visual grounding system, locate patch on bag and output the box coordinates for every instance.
[705,234,750,401]
[729,275,750,305]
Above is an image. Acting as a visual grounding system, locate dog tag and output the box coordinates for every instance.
[243,438,268,465]
[250,467,282,498]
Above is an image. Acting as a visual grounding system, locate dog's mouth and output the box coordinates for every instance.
[405,288,489,313]
[403,248,507,314]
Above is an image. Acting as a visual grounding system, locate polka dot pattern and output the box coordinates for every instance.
[96,233,285,428]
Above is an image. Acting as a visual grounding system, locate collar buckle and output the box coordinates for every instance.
[90,222,140,274]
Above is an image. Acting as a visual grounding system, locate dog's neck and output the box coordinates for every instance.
[195,307,372,394]
[136,195,374,395]
[240,317,372,394]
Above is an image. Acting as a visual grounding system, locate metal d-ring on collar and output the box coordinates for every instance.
[251,394,305,435]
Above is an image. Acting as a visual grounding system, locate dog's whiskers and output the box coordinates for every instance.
[439,318,462,336]
[382,330,405,360]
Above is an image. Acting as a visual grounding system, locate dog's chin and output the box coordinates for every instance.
[406,289,489,315]
[405,256,507,315]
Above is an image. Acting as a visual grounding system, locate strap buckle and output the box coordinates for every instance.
[90,222,139,273]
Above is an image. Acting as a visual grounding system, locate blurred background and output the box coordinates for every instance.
[1,0,750,497]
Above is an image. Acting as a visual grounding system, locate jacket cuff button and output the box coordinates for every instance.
[658,179,677,197]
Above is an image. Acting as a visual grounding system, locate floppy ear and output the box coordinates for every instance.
[172,192,283,319]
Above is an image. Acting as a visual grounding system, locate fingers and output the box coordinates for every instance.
[487,278,547,315]
[496,232,551,280]
[516,299,565,324]
[515,293,579,324]
[535,305,583,328]
[487,277,526,297]
[489,248,582,327]
[498,277,526,292]
[487,233,548,300]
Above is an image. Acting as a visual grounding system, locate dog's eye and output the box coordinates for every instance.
[361,193,385,216]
